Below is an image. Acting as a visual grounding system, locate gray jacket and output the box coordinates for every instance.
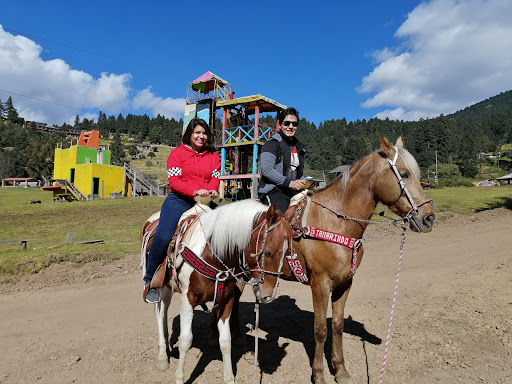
[258,132,306,195]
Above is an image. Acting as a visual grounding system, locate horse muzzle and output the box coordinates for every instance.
[409,212,436,233]
[252,283,278,304]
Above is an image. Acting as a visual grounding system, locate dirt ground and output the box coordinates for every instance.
[1,208,511,384]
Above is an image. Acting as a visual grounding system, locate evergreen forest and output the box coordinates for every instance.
[1,90,512,185]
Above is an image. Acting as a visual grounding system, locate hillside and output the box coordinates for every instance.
[449,90,512,121]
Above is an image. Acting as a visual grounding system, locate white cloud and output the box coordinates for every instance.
[0,25,184,125]
[132,87,185,120]
[359,0,512,121]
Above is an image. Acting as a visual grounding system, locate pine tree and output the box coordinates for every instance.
[6,97,21,124]
[110,132,125,166]
[74,115,81,129]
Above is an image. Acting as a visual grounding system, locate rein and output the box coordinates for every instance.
[243,217,286,279]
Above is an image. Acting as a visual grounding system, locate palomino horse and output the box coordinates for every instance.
[141,199,293,384]
[277,136,436,384]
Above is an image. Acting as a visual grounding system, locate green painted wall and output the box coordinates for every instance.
[76,147,99,164]
[102,150,111,165]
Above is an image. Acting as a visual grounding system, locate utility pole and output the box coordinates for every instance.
[435,151,438,185]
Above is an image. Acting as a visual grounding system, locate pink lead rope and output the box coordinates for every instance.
[379,223,407,384]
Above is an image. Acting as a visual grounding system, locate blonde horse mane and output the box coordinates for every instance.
[197,200,268,259]
[339,145,420,190]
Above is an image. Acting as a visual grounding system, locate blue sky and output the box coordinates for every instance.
[1,0,512,126]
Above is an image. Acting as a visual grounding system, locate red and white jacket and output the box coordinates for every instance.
[167,144,221,199]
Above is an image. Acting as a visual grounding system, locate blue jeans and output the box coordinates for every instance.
[144,193,194,282]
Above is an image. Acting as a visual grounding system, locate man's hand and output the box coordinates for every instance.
[290,179,306,191]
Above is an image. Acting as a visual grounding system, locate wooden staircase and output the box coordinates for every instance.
[124,163,160,196]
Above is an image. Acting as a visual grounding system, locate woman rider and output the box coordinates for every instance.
[143,118,221,303]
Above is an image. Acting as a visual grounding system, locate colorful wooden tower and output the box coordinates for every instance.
[216,95,286,199]
[184,72,286,199]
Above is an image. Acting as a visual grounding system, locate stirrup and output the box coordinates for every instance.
[143,282,161,303]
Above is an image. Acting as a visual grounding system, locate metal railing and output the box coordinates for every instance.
[124,163,160,196]
[64,179,86,201]
[223,124,274,145]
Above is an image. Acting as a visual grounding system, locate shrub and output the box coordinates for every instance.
[437,179,474,188]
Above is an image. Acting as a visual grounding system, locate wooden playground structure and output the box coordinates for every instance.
[184,72,287,199]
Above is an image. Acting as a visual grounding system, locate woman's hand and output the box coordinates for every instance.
[194,189,209,197]
[209,190,219,198]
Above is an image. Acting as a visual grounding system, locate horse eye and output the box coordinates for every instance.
[400,172,409,179]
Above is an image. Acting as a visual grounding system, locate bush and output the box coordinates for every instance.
[429,163,462,180]
[437,179,474,188]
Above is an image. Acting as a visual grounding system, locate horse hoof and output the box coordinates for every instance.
[313,375,327,384]
[157,358,169,371]
[335,375,352,384]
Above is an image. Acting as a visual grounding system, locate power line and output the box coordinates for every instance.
[0,88,87,112]
[4,27,189,80]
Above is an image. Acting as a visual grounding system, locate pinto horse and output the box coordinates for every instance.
[273,136,435,383]
[141,199,293,384]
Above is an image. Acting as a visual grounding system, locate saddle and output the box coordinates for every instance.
[140,202,212,289]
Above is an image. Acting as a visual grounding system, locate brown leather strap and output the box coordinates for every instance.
[150,261,166,288]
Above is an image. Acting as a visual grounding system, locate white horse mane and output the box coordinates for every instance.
[341,146,420,189]
[197,199,268,259]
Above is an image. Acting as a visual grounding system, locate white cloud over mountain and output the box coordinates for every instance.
[359,0,512,121]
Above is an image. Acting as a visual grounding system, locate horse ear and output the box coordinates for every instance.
[267,204,279,225]
[395,136,404,148]
[380,136,394,158]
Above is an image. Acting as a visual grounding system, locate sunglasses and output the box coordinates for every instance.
[282,121,299,127]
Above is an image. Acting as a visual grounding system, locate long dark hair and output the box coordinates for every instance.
[182,118,215,153]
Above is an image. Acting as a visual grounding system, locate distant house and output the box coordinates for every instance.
[137,145,152,154]
[1,177,37,187]
[329,165,350,176]
[496,172,512,185]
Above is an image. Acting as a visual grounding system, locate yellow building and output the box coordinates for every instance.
[42,131,130,200]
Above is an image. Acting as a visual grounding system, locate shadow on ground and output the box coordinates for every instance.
[167,295,381,383]
[475,196,512,212]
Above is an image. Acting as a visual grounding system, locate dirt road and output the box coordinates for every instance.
[1,208,511,384]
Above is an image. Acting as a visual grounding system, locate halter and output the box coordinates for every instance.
[240,215,289,303]
[387,146,432,223]
[243,216,288,279]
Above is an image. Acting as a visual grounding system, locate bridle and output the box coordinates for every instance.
[245,215,288,278]
[241,214,290,303]
[311,146,432,228]
[387,146,433,224]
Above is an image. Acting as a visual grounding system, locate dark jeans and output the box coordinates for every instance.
[144,193,194,282]
[259,187,292,214]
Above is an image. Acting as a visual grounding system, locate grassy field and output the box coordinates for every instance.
[1,185,511,281]
[425,186,512,214]
[0,187,164,280]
